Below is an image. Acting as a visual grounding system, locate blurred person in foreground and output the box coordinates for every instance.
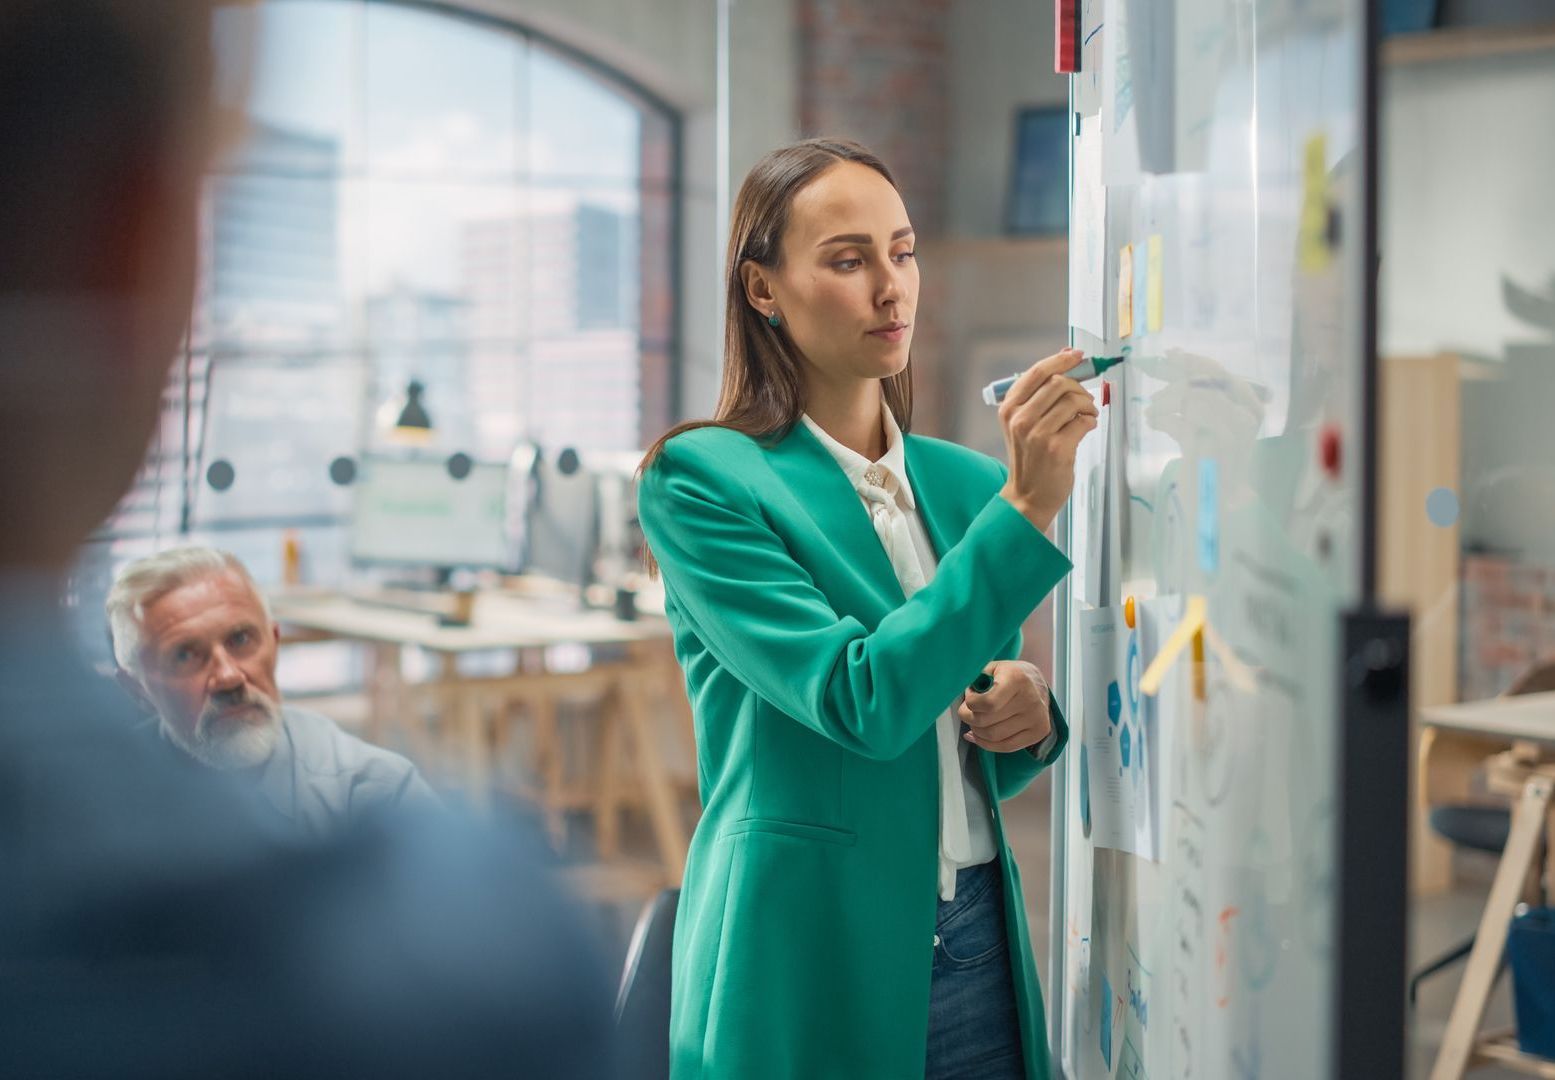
[107,546,439,837]
[0,3,613,1076]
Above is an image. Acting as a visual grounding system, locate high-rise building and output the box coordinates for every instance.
[576,203,638,331]
[195,121,343,349]
[461,196,642,456]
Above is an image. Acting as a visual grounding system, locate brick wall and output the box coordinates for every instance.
[798,0,953,434]
[1461,552,1555,699]
[799,0,950,237]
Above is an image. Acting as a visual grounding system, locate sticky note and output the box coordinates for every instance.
[1118,244,1135,338]
[1146,234,1164,332]
[1140,595,1207,697]
[1299,132,1332,273]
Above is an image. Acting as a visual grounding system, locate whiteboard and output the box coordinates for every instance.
[1051,0,1376,1077]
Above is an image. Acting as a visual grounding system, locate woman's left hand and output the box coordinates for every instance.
[957,661,1052,753]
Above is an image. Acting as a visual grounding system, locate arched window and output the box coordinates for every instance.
[94,0,677,583]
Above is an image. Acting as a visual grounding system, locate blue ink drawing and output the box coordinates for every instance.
[1108,681,1122,723]
[1126,634,1141,717]
[1079,743,1093,837]
[1120,724,1132,768]
[1119,1036,1148,1079]
[1128,966,1149,1029]
[1198,458,1220,574]
[1100,973,1114,1069]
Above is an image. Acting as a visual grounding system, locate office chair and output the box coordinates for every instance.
[615,888,679,1080]
[1410,658,1555,1006]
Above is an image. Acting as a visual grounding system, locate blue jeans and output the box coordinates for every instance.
[925,859,1026,1080]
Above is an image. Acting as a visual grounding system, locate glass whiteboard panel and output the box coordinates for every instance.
[1053,0,1370,1076]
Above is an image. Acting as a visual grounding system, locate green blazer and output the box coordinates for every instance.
[638,421,1073,1080]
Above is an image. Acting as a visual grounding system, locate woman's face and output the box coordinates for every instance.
[751,161,918,389]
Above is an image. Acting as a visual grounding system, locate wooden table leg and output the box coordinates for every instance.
[441,655,490,808]
[1546,802,1555,907]
[628,639,698,791]
[534,693,566,848]
[1431,772,1555,1080]
[594,685,625,860]
[365,642,404,747]
[618,666,687,884]
[457,689,491,808]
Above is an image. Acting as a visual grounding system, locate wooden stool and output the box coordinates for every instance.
[1431,755,1555,1078]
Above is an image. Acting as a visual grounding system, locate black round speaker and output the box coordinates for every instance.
[206,459,235,492]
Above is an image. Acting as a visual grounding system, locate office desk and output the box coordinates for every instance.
[1422,692,1555,747]
[1424,693,1555,1078]
[269,586,690,883]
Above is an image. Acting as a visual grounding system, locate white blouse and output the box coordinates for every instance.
[801,410,998,901]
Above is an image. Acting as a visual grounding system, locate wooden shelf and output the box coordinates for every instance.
[1384,22,1555,66]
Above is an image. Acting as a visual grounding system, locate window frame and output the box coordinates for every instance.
[93,0,682,546]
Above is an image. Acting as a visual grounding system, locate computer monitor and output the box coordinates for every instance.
[350,456,513,571]
[521,447,599,592]
[584,450,645,588]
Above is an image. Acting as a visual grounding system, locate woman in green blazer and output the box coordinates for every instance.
[637,138,1099,1080]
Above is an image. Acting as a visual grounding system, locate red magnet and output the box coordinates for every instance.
[1319,424,1342,478]
[1101,381,1112,407]
[1055,0,1079,73]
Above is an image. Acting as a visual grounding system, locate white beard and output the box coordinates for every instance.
[165,703,282,771]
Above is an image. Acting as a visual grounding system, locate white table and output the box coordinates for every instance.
[1421,692,1555,746]
[1423,693,1555,1078]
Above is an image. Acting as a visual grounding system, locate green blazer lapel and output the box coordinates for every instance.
[902,434,961,562]
[768,423,906,613]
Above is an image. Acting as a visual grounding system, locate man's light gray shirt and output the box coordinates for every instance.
[256,706,439,837]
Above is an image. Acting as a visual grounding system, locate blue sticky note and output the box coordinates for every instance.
[1100,974,1114,1068]
[1198,458,1220,574]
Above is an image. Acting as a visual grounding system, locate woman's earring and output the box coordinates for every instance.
[767,311,781,328]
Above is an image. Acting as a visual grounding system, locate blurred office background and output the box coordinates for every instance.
[63,0,1077,948]
[53,5,1555,1059]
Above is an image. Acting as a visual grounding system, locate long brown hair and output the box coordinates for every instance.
[638,138,915,574]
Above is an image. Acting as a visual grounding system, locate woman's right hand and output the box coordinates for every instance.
[997,348,1101,533]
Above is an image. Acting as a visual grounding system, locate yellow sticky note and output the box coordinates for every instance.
[1140,595,1207,698]
[1146,234,1164,333]
[1118,244,1134,338]
[1299,132,1332,273]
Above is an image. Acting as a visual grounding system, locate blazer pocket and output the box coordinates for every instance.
[718,817,858,847]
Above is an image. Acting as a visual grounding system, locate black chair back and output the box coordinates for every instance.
[615,888,679,1080]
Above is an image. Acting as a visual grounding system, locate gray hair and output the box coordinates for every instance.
[106,546,271,676]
